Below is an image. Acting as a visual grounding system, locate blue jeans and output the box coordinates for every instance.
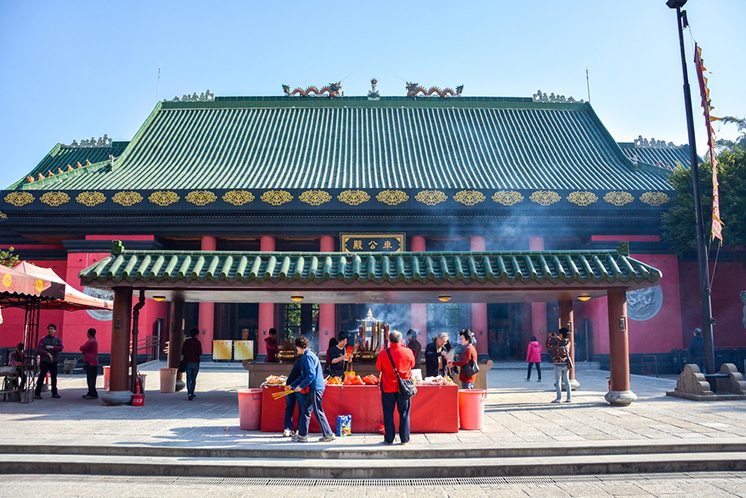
[284,392,299,431]
[382,391,411,444]
[554,363,571,401]
[297,390,333,437]
[185,362,200,396]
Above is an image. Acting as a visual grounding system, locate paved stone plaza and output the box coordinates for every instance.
[2,362,745,449]
[1,473,746,498]
[2,363,746,497]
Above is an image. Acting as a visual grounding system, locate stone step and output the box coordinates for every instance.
[2,440,745,461]
[1,451,745,479]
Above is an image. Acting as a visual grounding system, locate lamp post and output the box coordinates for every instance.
[666,0,716,375]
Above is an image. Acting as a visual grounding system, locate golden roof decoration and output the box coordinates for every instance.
[40,191,71,207]
[75,191,106,207]
[491,191,524,206]
[185,190,217,206]
[603,191,634,207]
[640,192,670,207]
[260,190,293,206]
[376,189,409,206]
[415,190,448,206]
[529,190,561,206]
[148,191,180,207]
[337,190,370,206]
[4,192,34,207]
[299,190,332,206]
[222,190,255,206]
[112,191,143,207]
[453,190,486,206]
[567,191,598,207]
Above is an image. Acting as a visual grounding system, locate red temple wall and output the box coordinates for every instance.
[679,260,746,349]
[574,253,684,355]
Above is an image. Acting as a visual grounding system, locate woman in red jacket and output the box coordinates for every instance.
[525,335,542,382]
[451,329,478,389]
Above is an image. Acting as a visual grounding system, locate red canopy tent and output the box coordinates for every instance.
[12,261,112,311]
[0,264,65,304]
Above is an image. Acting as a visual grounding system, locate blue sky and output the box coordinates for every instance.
[1,0,743,188]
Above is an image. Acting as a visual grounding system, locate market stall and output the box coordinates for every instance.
[260,383,459,433]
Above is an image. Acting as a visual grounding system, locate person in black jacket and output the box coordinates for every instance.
[424,332,451,378]
[406,329,422,365]
[283,355,303,437]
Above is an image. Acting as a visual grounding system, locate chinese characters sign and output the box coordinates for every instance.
[340,233,406,253]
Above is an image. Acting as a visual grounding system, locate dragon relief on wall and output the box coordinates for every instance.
[406,82,463,98]
[282,82,342,98]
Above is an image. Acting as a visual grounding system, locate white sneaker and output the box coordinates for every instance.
[282,429,292,437]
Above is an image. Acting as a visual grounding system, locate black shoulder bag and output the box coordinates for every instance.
[386,348,417,399]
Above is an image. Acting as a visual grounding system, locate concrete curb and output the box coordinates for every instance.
[1,441,746,460]
[1,452,746,478]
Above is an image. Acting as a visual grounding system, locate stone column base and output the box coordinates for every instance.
[569,378,580,390]
[605,390,637,406]
[175,380,185,392]
[101,390,133,406]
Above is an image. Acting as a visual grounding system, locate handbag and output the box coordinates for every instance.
[177,360,186,374]
[386,349,417,399]
[461,359,480,377]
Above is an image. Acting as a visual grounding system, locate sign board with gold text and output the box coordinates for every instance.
[340,233,405,253]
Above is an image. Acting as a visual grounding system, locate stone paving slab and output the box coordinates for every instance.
[1,474,746,498]
[1,362,745,450]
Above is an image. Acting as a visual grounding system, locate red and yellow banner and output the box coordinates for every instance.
[694,43,723,242]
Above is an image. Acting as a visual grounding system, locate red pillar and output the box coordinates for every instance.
[470,236,488,355]
[605,288,636,405]
[559,299,579,389]
[198,236,217,354]
[102,288,132,405]
[258,236,276,355]
[319,235,336,340]
[410,235,427,340]
[529,237,547,340]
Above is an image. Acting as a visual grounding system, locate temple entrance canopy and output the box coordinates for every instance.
[80,242,661,406]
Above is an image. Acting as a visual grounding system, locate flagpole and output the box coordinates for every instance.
[667,0,716,375]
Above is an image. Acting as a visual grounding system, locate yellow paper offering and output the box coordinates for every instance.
[212,340,233,360]
[234,340,254,360]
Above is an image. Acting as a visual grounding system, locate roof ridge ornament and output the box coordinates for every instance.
[532,90,584,104]
[633,135,680,148]
[282,82,343,98]
[367,78,380,100]
[406,82,463,98]
[63,134,112,148]
[170,90,214,102]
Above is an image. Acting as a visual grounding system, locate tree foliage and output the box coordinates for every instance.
[0,246,20,268]
[662,118,746,254]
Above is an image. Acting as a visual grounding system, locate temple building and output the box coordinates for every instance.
[1,85,744,373]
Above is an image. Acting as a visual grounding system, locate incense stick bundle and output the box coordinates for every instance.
[271,389,294,400]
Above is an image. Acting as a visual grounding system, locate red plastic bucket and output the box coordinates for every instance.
[237,388,262,430]
[131,393,144,407]
[458,389,487,430]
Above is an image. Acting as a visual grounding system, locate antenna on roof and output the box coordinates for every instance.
[156,64,161,100]
[586,66,591,103]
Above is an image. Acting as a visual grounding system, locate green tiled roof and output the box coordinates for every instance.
[20,97,670,192]
[80,248,661,289]
[618,142,697,172]
[12,141,129,189]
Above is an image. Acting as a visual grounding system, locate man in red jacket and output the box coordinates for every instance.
[376,330,415,445]
[79,328,99,399]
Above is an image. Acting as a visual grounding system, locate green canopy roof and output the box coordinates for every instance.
[19,96,671,192]
[80,246,661,294]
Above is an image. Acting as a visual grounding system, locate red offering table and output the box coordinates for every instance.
[260,383,458,433]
